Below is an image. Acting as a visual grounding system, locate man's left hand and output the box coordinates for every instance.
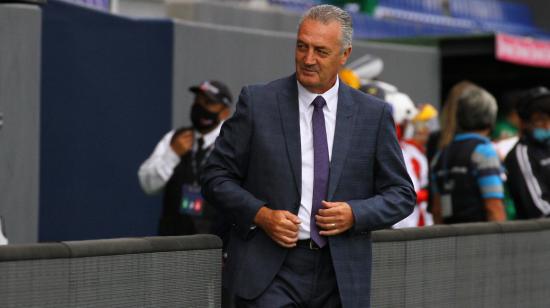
[315,201,355,236]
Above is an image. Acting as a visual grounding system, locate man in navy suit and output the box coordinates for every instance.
[201,5,415,307]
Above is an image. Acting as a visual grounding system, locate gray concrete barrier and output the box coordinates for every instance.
[0,234,222,307]
[371,219,550,308]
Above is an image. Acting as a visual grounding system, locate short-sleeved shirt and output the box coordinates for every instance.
[431,133,504,223]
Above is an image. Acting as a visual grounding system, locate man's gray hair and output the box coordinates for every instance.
[456,85,498,132]
[298,4,353,51]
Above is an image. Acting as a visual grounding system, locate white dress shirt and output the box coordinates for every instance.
[297,78,339,240]
[137,123,222,195]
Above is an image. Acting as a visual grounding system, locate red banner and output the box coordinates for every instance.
[496,33,550,68]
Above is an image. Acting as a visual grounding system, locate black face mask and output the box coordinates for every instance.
[191,103,220,131]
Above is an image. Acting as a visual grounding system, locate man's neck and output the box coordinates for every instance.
[297,76,339,95]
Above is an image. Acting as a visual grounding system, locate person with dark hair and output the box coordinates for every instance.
[505,86,550,219]
[138,80,232,237]
[491,90,526,220]
[430,83,506,223]
[201,4,414,307]
[492,90,523,141]
[425,81,474,217]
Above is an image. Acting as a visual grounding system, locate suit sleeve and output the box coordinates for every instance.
[200,86,266,239]
[348,104,416,232]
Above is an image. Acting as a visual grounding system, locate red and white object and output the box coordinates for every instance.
[496,33,550,68]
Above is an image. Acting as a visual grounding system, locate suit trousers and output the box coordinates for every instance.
[234,241,342,308]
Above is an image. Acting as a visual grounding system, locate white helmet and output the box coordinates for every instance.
[385,91,418,125]
[360,80,418,125]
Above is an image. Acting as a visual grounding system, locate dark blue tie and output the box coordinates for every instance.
[311,96,329,248]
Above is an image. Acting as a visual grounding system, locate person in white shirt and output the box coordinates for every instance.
[138,80,232,236]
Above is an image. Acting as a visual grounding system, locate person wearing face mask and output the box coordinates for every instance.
[138,80,232,236]
[505,86,550,219]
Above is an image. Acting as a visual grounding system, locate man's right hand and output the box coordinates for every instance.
[253,207,301,248]
[170,130,194,156]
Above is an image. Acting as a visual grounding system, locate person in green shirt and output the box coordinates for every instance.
[492,90,525,220]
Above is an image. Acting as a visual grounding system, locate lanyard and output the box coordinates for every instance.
[190,144,214,184]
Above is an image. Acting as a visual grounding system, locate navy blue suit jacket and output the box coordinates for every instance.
[201,74,415,307]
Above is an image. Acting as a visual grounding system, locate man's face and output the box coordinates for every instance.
[527,111,550,131]
[191,92,230,132]
[194,93,227,117]
[295,18,351,94]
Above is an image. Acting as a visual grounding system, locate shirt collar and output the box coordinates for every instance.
[454,132,490,143]
[195,122,223,149]
[297,76,339,112]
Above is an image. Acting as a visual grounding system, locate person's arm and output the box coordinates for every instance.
[428,151,444,223]
[137,130,181,195]
[472,142,506,221]
[346,104,416,233]
[200,86,269,240]
[431,192,444,224]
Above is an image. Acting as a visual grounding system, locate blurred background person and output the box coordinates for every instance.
[341,57,439,228]
[430,83,506,224]
[425,81,475,217]
[407,104,439,155]
[491,90,525,220]
[360,81,434,228]
[505,86,550,219]
[399,103,439,227]
[426,80,476,163]
[492,90,523,142]
[138,80,232,238]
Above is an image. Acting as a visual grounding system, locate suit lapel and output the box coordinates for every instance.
[328,82,357,200]
[277,76,302,195]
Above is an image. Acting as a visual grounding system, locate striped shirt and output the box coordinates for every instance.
[455,133,504,200]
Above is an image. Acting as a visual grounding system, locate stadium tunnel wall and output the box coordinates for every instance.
[0,4,41,244]
[39,0,173,241]
[168,0,440,124]
[171,19,440,128]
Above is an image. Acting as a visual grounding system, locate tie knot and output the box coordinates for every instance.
[312,96,326,109]
[197,137,204,150]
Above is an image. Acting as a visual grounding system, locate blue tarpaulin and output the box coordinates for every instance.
[40,0,173,241]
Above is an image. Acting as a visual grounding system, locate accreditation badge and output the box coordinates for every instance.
[180,184,204,216]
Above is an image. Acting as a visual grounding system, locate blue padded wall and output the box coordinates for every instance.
[40,0,172,241]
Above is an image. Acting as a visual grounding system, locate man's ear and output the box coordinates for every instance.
[340,46,352,66]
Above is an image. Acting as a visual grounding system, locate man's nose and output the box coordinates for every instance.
[303,49,316,65]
